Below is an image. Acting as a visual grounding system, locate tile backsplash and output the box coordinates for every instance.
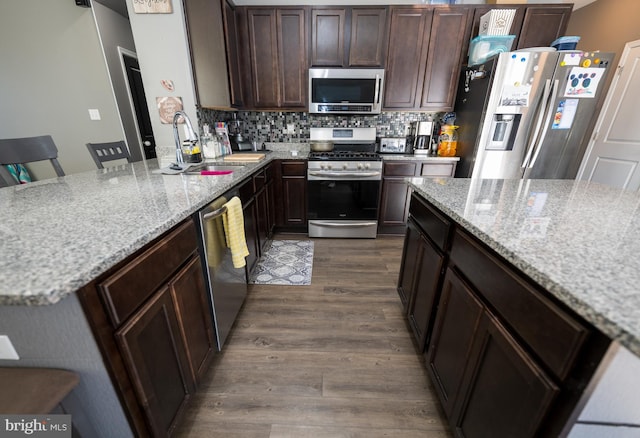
[198,109,442,143]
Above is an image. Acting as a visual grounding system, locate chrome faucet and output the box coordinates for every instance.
[172,111,199,164]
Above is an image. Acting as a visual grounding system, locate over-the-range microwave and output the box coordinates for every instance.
[308,68,384,115]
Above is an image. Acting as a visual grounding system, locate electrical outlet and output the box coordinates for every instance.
[0,335,19,360]
[286,123,295,134]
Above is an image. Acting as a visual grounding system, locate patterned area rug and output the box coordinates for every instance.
[249,240,314,285]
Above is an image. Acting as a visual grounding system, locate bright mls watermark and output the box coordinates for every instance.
[0,415,71,437]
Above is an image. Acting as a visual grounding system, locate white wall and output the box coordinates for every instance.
[0,0,124,180]
[92,1,144,162]
[0,295,133,438]
[126,1,199,159]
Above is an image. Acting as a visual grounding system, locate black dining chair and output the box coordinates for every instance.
[0,135,65,186]
[86,141,132,169]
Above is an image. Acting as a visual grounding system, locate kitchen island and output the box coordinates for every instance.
[404,177,640,437]
[0,151,303,437]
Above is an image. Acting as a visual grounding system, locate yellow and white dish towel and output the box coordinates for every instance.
[222,196,249,268]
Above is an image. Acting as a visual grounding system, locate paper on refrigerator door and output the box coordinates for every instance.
[499,52,533,106]
[552,99,579,130]
[564,67,605,98]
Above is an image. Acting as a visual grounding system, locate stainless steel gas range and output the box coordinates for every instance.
[307,127,381,238]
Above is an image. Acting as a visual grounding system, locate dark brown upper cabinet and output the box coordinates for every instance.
[516,5,572,49]
[183,0,233,109]
[384,6,471,111]
[466,4,572,57]
[222,0,244,107]
[310,7,387,68]
[242,7,307,110]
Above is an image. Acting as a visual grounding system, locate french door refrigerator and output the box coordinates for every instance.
[454,50,614,179]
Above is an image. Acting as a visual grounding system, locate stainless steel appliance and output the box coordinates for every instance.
[308,127,381,238]
[409,121,435,155]
[379,137,409,154]
[196,191,247,350]
[308,68,384,115]
[454,50,615,179]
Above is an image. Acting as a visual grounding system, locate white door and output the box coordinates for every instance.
[577,40,640,191]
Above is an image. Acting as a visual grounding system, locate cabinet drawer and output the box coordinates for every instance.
[99,220,199,327]
[420,162,455,177]
[409,194,451,251]
[450,229,588,380]
[281,160,306,176]
[383,161,417,177]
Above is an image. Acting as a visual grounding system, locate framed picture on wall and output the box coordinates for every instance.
[132,0,173,14]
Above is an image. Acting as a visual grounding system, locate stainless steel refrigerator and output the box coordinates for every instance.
[454,50,614,179]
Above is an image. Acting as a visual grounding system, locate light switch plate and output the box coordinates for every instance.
[0,335,19,360]
[286,123,295,134]
[88,109,101,120]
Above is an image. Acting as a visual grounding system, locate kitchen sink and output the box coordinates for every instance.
[184,164,245,174]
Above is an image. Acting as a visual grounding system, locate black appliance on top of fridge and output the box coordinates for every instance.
[454,50,614,179]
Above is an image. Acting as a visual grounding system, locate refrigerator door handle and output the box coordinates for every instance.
[529,79,560,168]
[521,79,552,168]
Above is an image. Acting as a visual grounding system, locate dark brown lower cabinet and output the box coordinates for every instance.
[275,160,307,231]
[397,218,422,311]
[379,162,416,235]
[169,256,215,384]
[428,268,559,437]
[428,269,484,417]
[453,311,559,438]
[79,219,216,437]
[398,215,446,352]
[115,286,194,437]
[407,230,445,353]
[379,160,457,235]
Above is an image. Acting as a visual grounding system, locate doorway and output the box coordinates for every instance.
[120,49,157,159]
[577,39,640,191]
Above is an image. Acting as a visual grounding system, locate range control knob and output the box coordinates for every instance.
[327,164,333,170]
[365,163,371,170]
[357,163,363,170]
[343,164,348,170]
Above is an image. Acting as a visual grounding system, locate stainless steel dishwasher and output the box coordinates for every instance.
[195,189,247,350]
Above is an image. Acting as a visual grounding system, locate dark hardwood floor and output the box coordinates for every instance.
[175,235,452,437]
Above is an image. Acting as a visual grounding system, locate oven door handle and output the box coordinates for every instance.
[308,171,381,178]
[313,222,378,227]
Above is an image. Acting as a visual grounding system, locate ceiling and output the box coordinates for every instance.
[93,0,597,18]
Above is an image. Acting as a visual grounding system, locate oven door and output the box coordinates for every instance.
[307,175,380,238]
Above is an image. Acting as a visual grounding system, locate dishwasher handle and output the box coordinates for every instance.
[202,205,227,221]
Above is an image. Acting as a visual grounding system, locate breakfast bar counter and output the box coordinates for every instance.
[0,152,301,306]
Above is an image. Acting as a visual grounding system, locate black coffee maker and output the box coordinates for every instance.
[229,113,253,151]
[409,121,435,155]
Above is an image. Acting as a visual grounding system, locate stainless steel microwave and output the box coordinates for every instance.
[308,68,384,115]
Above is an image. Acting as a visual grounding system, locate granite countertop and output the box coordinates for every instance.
[409,177,640,357]
[0,151,306,306]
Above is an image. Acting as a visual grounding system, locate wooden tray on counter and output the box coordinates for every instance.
[222,153,266,162]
